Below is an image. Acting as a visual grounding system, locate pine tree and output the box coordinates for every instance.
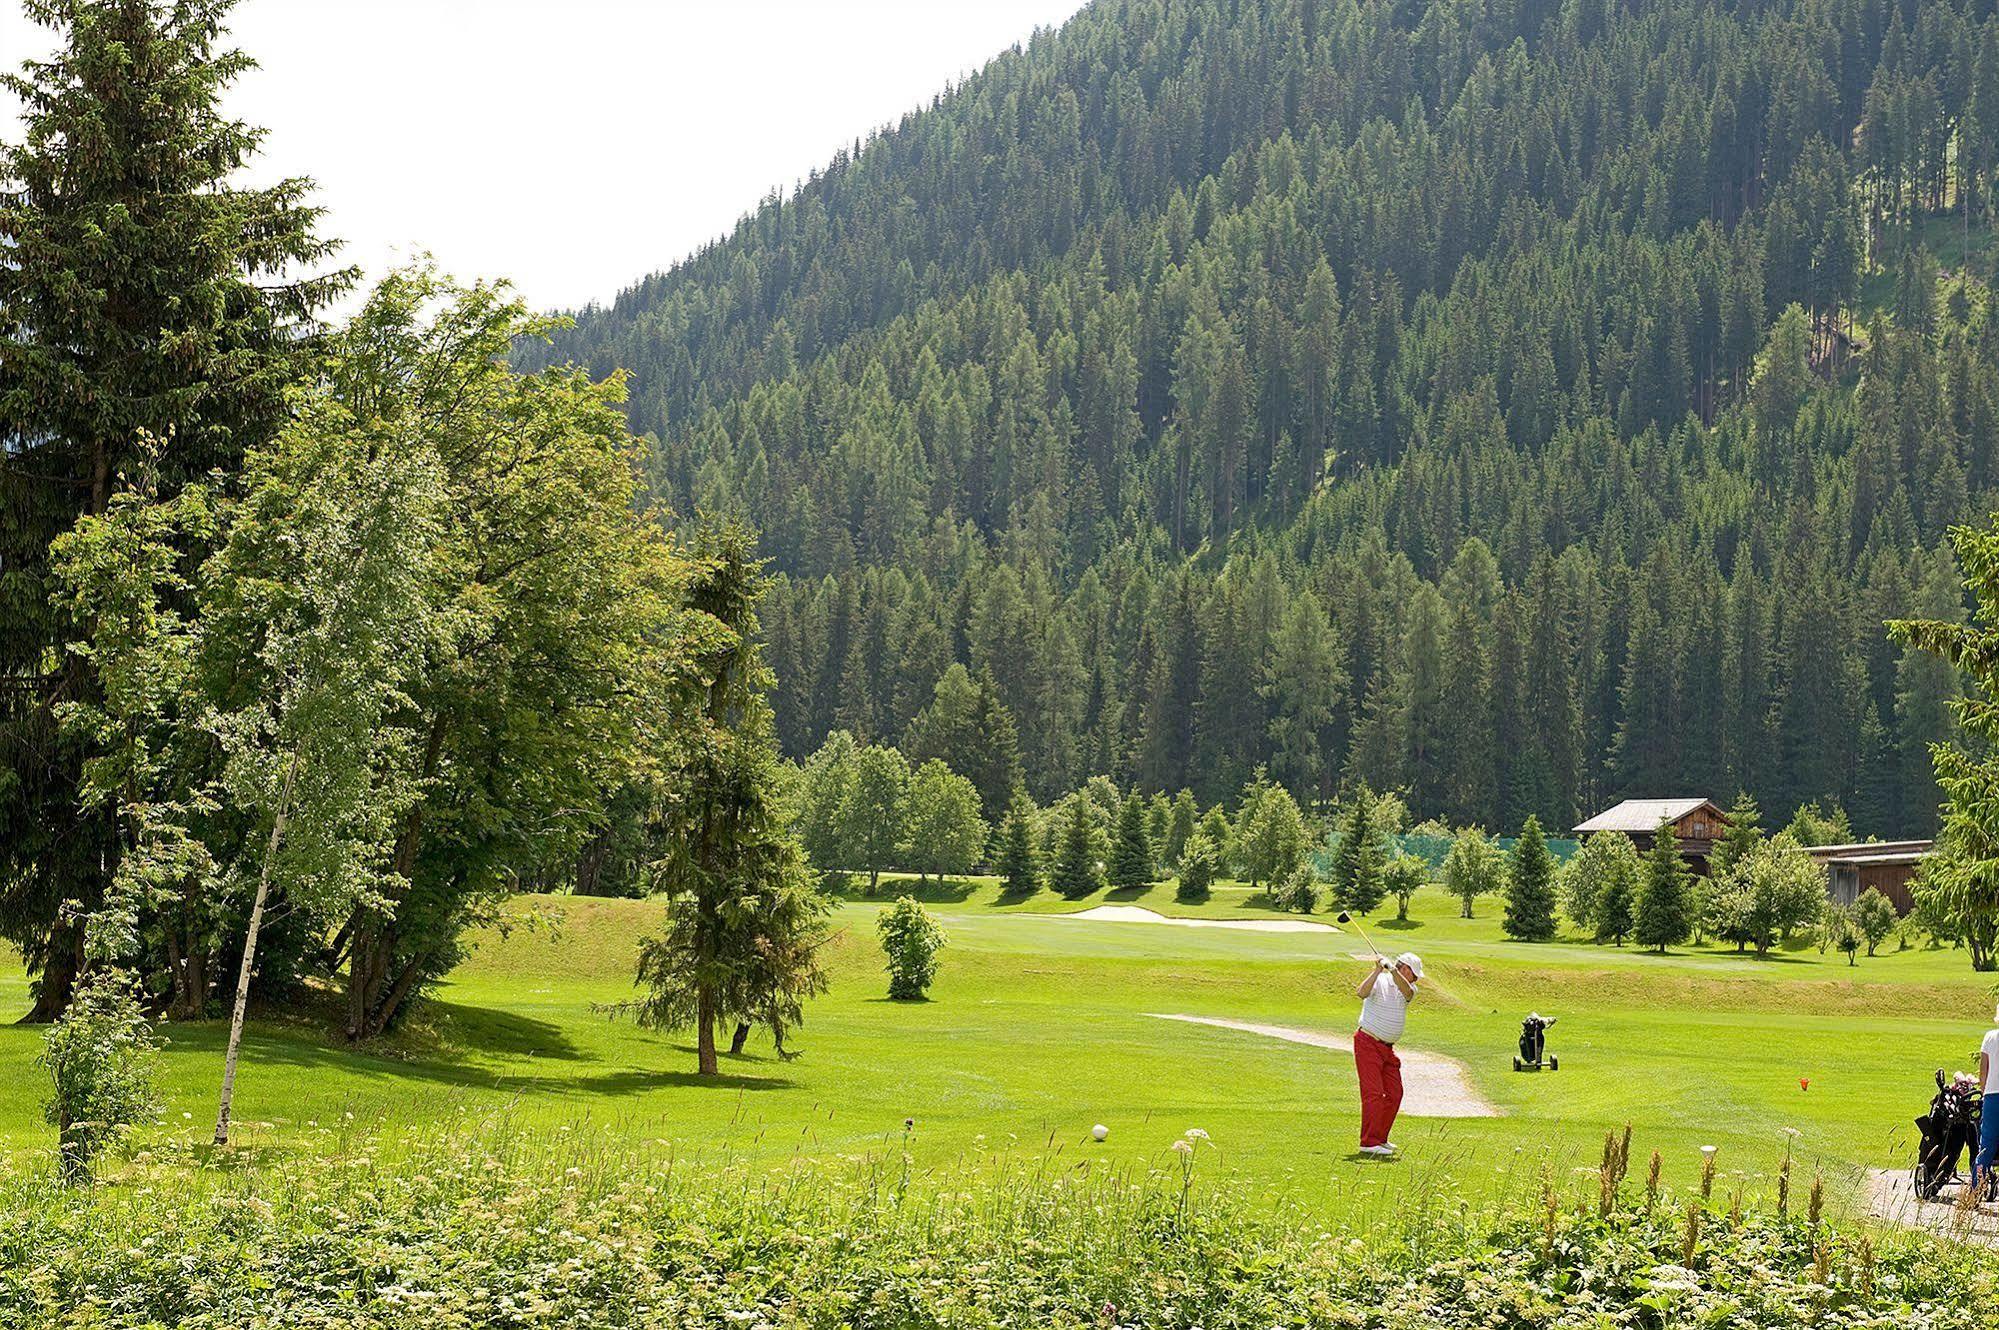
[1108,791,1155,890]
[1051,795,1102,899]
[632,525,831,1075]
[1330,785,1385,915]
[1711,791,1764,876]
[995,799,1040,898]
[1634,822,1695,953]
[1163,790,1199,870]
[1503,816,1557,941]
[1,0,349,1021]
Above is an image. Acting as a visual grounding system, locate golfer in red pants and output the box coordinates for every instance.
[1352,951,1422,1156]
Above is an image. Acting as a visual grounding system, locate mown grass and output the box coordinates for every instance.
[1,879,1994,1221]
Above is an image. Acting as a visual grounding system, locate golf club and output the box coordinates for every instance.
[1335,909,1383,961]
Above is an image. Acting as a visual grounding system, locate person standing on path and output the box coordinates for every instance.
[1353,951,1422,1157]
[1974,1003,1999,1195]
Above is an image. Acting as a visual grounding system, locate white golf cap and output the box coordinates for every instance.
[1397,952,1424,979]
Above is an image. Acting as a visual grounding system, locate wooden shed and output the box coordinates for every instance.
[1573,797,1730,873]
[1804,841,1932,915]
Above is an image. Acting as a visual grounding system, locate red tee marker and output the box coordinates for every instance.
[1799,1077,1810,1091]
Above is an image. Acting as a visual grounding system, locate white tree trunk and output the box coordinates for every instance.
[214,757,296,1146]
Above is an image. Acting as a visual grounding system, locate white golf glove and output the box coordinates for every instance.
[1377,956,1393,971]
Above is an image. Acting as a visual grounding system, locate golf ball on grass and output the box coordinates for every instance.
[1091,1123,1109,1141]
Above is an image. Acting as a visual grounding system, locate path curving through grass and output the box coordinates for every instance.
[1149,1012,1502,1117]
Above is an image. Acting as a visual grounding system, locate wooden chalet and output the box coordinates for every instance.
[1803,841,1932,915]
[1573,797,1730,873]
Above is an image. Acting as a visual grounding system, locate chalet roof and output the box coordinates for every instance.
[1820,850,1930,867]
[1574,797,1726,836]
[1802,840,1932,859]
[1805,840,1933,867]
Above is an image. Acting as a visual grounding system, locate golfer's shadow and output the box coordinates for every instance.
[1344,1151,1403,1163]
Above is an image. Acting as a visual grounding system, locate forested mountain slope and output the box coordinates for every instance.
[526,0,1999,837]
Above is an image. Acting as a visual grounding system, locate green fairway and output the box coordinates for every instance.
[2,881,1994,1218]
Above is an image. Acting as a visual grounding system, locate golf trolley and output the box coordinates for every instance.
[1512,1013,1558,1072]
[1913,1068,1988,1203]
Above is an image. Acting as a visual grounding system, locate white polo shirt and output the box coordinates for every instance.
[1359,972,1414,1044]
[1982,1027,1999,1095]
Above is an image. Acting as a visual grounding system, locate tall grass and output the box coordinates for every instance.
[1,1113,1993,1328]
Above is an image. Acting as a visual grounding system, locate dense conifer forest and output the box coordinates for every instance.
[537,0,1998,838]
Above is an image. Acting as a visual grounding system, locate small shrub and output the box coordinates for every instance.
[1382,853,1428,921]
[1820,902,1864,966]
[1175,830,1220,903]
[1270,865,1319,913]
[37,970,162,1183]
[877,896,946,999]
[1852,887,1897,956]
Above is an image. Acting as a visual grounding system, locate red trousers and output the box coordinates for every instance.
[1353,1029,1403,1148]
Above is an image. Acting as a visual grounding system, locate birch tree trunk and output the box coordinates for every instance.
[214,756,297,1146]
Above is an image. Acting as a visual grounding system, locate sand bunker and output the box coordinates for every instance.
[1864,1169,1999,1245]
[1049,904,1337,933]
[1151,1013,1501,1118]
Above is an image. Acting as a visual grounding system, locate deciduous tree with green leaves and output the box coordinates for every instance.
[1559,832,1640,936]
[329,270,700,1041]
[37,970,161,1183]
[192,383,447,1139]
[877,896,945,1000]
[1853,887,1899,957]
[1704,838,1823,957]
[1443,827,1504,919]
[1235,779,1307,889]
[46,452,220,1017]
[1176,830,1222,903]
[844,746,913,892]
[1383,853,1428,922]
[904,760,988,884]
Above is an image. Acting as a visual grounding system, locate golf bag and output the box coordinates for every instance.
[1513,1013,1557,1071]
[1913,1069,1984,1202]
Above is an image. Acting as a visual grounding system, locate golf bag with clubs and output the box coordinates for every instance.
[1913,1069,1985,1202]
[1513,1013,1557,1071]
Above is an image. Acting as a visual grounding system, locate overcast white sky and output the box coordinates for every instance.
[1,1,1083,311]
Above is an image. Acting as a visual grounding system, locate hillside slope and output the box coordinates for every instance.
[530,0,1999,835]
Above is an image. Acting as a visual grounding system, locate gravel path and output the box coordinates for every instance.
[1863,1169,1999,1245]
[1048,904,1338,933]
[1150,1013,1502,1117]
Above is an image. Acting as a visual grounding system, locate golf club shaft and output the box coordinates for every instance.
[1348,914,1382,960]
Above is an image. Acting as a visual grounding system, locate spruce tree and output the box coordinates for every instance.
[1711,791,1764,875]
[1330,785,1385,915]
[1503,815,1558,941]
[1108,791,1155,890]
[1051,795,1102,899]
[0,0,348,1021]
[995,799,1041,898]
[1163,790,1199,869]
[1634,821,1695,953]
[632,525,831,1074]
